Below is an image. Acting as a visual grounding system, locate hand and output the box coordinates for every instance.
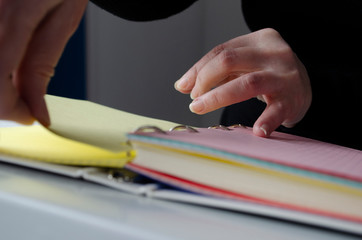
[0,0,88,126]
[175,28,312,137]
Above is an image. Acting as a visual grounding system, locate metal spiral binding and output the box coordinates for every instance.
[169,125,199,133]
[134,125,167,134]
[208,124,246,131]
[229,124,247,129]
[134,124,245,134]
[208,125,232,131]
[107,169,138,182]
[134,125,198,134]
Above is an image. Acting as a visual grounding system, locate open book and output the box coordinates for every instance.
[0,95,361,235]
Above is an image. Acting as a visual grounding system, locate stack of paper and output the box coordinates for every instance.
[127,124,362,224]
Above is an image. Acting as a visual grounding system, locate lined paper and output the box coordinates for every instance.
[132,127,362,182]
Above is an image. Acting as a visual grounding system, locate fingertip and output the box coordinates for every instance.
[253,103,287,138]
[174,79,183,91]
[18,116,36,126]
[175,76,192,93]
[22,93,51,127]
[174,80,180,90]
[37,112,51,127]
[32,98,51,127]
[190,92,196,100]
[190,87,201,100]
[189,98,205,114]
[253,124,270,137]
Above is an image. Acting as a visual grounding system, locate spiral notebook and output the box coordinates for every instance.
[128,125,362,184]
[126,125,362,225]
[0,95,362,235]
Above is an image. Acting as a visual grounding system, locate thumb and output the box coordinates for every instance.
[16,1,87,126]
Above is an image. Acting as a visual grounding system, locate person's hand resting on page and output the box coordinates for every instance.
[175,28,312,137]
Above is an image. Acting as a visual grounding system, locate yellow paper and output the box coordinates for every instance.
[0,95,178,168]
[45,95,178,152]
[0,125,134,168]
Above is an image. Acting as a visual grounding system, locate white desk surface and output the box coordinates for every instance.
[0,162,360,240]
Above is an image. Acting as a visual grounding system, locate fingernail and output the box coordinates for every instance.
[259,124,268,136]
[190,90,198,100]
[189,98,204,113]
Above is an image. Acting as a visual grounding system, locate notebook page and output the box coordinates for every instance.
[45,95,178,152]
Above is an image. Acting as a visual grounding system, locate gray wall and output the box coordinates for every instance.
[86,0,250,127]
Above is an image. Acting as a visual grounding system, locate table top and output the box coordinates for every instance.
[0,161,360,240]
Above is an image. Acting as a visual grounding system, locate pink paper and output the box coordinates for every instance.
[133,127,362,182]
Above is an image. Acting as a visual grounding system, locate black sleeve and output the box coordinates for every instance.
[89,0,198,21]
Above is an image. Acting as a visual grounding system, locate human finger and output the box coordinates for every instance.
[0,0,63,123]
[253,101,289,137]
[189,71,272,114]
[253,86,311,137]
[15,0,88,126]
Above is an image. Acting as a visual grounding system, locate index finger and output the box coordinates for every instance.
[189,70,273,114]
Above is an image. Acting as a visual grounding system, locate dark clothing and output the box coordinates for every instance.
[90,0,197,21]
[223,0,362,150]
[90,0,362,150]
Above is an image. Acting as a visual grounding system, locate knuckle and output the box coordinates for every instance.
[23,63,55,80]
[254,28,282,43]
[200,43,226,73]
[273,100,295,121]
[256,28,296,60]
[218,49,237,70]
[267,42,294,61]
[274,101,288,113]
[211,43,226,56]
[241,73,264,93]
[35,64,55,79]
[278,45,295,61]
[18,63,55,92]
[260,28,281,38]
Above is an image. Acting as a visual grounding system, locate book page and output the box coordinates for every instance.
[45,95,178,152]
[0,124,133,167]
